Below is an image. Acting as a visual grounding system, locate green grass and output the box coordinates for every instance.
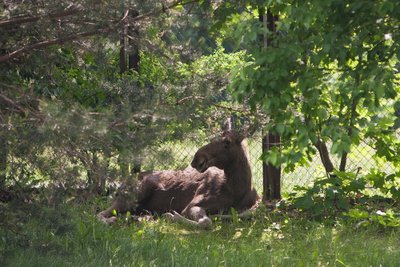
[2,200,400,267]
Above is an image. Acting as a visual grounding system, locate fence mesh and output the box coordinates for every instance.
[142,129,398,196]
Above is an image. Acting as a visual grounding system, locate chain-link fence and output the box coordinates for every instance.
[141,130,398,196]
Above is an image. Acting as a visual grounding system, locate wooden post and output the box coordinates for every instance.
[260,9,282,201]
[262,134,281,200]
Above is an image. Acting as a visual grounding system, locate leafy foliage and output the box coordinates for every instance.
[287,172,366,218]
[287,169,400,227]
[213,0,400,174]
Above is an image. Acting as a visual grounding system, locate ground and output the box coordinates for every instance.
[1,197,400,267]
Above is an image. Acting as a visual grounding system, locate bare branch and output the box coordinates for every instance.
[0,93,26,114]
[0,5,83,27]
[122,0,200,25]
[175,95,206,104]
[0,83,44,121]
[0,29,108,63]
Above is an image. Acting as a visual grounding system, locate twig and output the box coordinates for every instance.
[175,95,206,104]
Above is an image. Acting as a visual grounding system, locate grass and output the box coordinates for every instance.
[2,199,400,267]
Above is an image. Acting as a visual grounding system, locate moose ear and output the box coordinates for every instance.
[236,134,245,144]
[222,130,231,137]
[223,135,232,147]
[222,129,235,142]
[223,130,244,144]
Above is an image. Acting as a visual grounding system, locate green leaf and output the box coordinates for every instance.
[269,152,278,166]
[380,1,394,14]
[345,208,369,220]
[365,171,386,189]
[345,179,366,193]
[230,207,239,224]
[293,195,314,210]
[276,123,285,135]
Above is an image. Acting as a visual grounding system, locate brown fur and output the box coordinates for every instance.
[97,130,259,227]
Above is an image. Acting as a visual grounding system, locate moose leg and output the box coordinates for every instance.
[164,206,212,230]
[97,200,123,225]
[164,193,235,229]
[213,188,260,220]
[184,206,212,229]
[97,173,162,225]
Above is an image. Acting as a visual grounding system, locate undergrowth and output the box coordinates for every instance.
[286,170,400,227]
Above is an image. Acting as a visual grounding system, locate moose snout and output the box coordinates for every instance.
[191,154,208,173]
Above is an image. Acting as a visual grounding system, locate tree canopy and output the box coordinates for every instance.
[215,0,400,174]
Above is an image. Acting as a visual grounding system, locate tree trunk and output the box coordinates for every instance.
[128,9,140,72]
[315,139,335,174]
[340,92,359,172]
[119,17,127,73]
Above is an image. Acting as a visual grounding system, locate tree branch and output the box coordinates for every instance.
[315,139,335,173]
[0,93,26,114]
[127,0,200,22]
[0,5,83,27]
[0,0,200,63]
[0,29,108,63]
[339,85,360,172]
[305,116,336,174]
[0,83,44,121]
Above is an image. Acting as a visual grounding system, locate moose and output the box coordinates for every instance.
[97,129,259,229]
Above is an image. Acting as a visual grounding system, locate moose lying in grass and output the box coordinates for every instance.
[97,129,259,229]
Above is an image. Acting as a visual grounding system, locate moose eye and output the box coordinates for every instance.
[224,139,231,148]
[199,160,206,169]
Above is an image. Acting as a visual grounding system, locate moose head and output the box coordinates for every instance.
[191,130,246,173]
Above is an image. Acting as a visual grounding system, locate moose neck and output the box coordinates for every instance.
[224,141,252,192]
